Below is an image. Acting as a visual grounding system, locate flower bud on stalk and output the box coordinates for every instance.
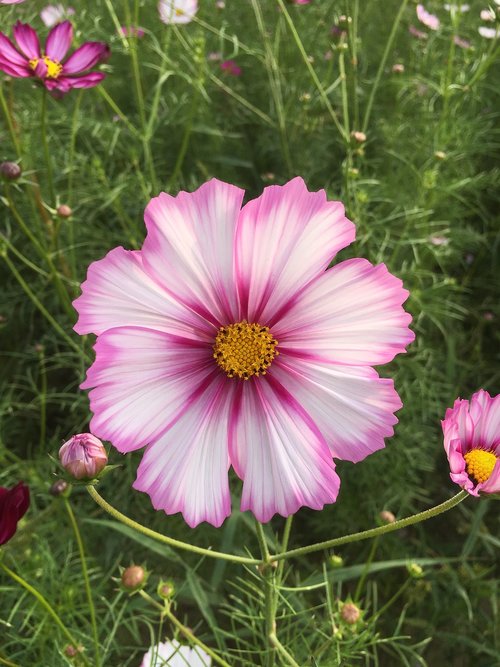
[0,161,21,181]
[121,565,146,592]
[49,479,69,496]
[59,433,107,480]
[340,602,361,624]
[379,510,396,524]
[157,579,175,599]
[57,204,73,218]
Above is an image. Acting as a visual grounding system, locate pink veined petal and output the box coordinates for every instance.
[273,258,414,366]
[446,436,466,474]
[443,398,474,451]
[45,20,73,62]
[228,375,340,522]
[56,71,106,89]
[142,179,245,325]
[73,246,213,341]
[133,375,233,528]
[0,57,31,77]
[12,22,40,60]
[0,33,29,67]
[81,326,214,453]
[469,390,500,448]
[34,59,48,78]
[62,41,110,73]
[235,177,355,324]
[271,357,402,463]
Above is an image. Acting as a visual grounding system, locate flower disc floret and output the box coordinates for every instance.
[463,449,496,484]
[213,322,278,379]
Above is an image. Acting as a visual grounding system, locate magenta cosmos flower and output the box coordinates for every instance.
[0,21,109,93]
[74,178,414,527]
[442,390,500,496]
[0,482,29,546]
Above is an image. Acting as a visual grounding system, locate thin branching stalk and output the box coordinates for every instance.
[255,521,277,667]
[40,89,55,205]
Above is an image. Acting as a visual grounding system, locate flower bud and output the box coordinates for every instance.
[0,161,22,181]
[57,204,73,218]
[121,565,146,591]
[157,579,175,599]
[329,554,344,568]
[379,510,396,524]
[351,131,367,143]
[49,479,69,496]
[392,63,405,73]
[340,602,361,624]
[59,433,107,480]
[407,562,424,579]
[64,644,84,658]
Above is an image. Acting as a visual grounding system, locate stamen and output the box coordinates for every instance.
[213,321,278,379]
[464,448,497,484]
[29,55,63,79]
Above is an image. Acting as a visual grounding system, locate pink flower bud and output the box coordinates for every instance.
[59,433,107,480]
[341,602,361,624]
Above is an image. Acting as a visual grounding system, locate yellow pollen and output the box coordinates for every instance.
[213,321,278,380]
[175,8,185,15]
[464,449,497,484]
[29,55,63,79]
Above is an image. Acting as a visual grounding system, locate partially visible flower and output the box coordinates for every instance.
[0,21,110,94]
[207,51,221,61]
[392,63,405,73]
[293,0,311,4]
[409,25,429,40]
[59,433,108,480]
[0,0,26,5]
[140,640,211,667]
[480,8,495,21]
[158,0,198,24]
[0,482,30,546]
[479,26,500,38]
[220,59,241,76]
[0,161,21,180]
[444,3,470,11]
[119,25,145,38]
[215,0,225,8]
[351,131,366,143]
[416,4,440,30]
[454,35,471,49]
[40,5,76,28]
[442,389,500,496]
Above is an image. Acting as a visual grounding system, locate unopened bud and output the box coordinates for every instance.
[379,510,396,524]
[341,602,361,624]
[59,433,107,480]
[57,204,73,218]
[392,63,405,73]
[121,565,146,591]
[157,579,175,599]
[64,644,84,658]
[0,161,22,180]
[351,131,367,143]
[407,562,424,579]
[329,554,344,568]
[49,479,69,496]
[434,150,446,160]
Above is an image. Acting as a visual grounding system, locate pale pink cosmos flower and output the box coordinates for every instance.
[140,640,210,667]
[479,26,500,38]
[59,433,108,480]
[74,178,414,528]
[442,390,500,496]
[40,5,76,28]
[158,0,198,24]
[1,0,25,4]
[416,4,440,30]
[0,21,110,94]
[480,8,495,21]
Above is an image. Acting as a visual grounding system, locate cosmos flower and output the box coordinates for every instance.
[140,640,211,667]
[478,26,500,38]
[220,59,241,76]
[480,8,495,21]
[0,482,30,546]
[442,390,500,496]
[40,5,75,27]
[0,21,109,94]
[158,0,198,24]
[0,0,26,5]
[416,4,440,30]
[59,433,108,479]
[74,178,414,527]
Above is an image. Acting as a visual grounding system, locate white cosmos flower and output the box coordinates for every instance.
[140,640,211,667]
[158,0,198,24]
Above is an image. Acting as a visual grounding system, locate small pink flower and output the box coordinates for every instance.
[409,25,429,40]
[140,640,211,667]
[416,4,440,30]
[158,0,198,24]
[0,21,110,94]
[59,433,108,480]
[453,35,471,49]
[119,25,145,38]
[0,0,26,5]
[480,9,495,21]
[40,5,76,28]
[74,178,414,528]
[220,59,241,76]
[442,390,500,496]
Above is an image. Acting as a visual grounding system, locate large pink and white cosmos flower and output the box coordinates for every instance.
[442,390,500,496]
[0,21,109,93]
[74,178,414,527]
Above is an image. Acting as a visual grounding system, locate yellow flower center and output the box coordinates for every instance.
[175,8,185,15]
[213,321,278,380]
[464,449,497,484]
[29,55,63,79]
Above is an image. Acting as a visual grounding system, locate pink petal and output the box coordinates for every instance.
[469,390,500,448]
[235,177,355,324]
[271,358,402,462]
[442,398,474,452]
[81,326,214,452]
[228,376,340,522]
[13,22,41,60]
[0,33,29,67]
[142,179,245,325]
[133,375,233,528]
[56,71,106,89]
[273,258,414,366]
[45,21,73,62]
[0,57,31,77]
[73,246,213,341]
[416,4,440,30]
[63,41,110,73]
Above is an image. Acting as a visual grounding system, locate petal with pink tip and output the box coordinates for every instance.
[0,33,29,67]
[274,258,414,366]
[442,398,474,454]
[235,177,355,324]
[133,375,233,528]
[45,21,73,62]
[469,390,500,449]
[56,72,106,89]
[81,326,214,452]
[63,41,110,73]
[0,57,31,77]
[229,376,340,522]
[13,22,40,60]
[142,179,245,325]
[271,358,401,462]
[73,246,213,341]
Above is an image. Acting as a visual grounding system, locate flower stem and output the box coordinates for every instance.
[86,485,260,565]
[255,521,277,667]
[269,633,300,667]
[40,89,55,205]
[0,83,21,157]
[0,561,91,667]
[63,499,101,667]
[270,491,469,563]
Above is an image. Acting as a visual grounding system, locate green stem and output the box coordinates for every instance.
[37,345,47,451]
[40,89,55,205]
[354,535,379,601]
[255,521,276,667]
[96,87,142,139]
[86,485,260,565]
[269,633,300,667]
[0,561,91,667]
[64,499,101,667]
[67,91,83,202]
[270,491,469,563]
[0,84,21,157]
[362,0,410,132]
